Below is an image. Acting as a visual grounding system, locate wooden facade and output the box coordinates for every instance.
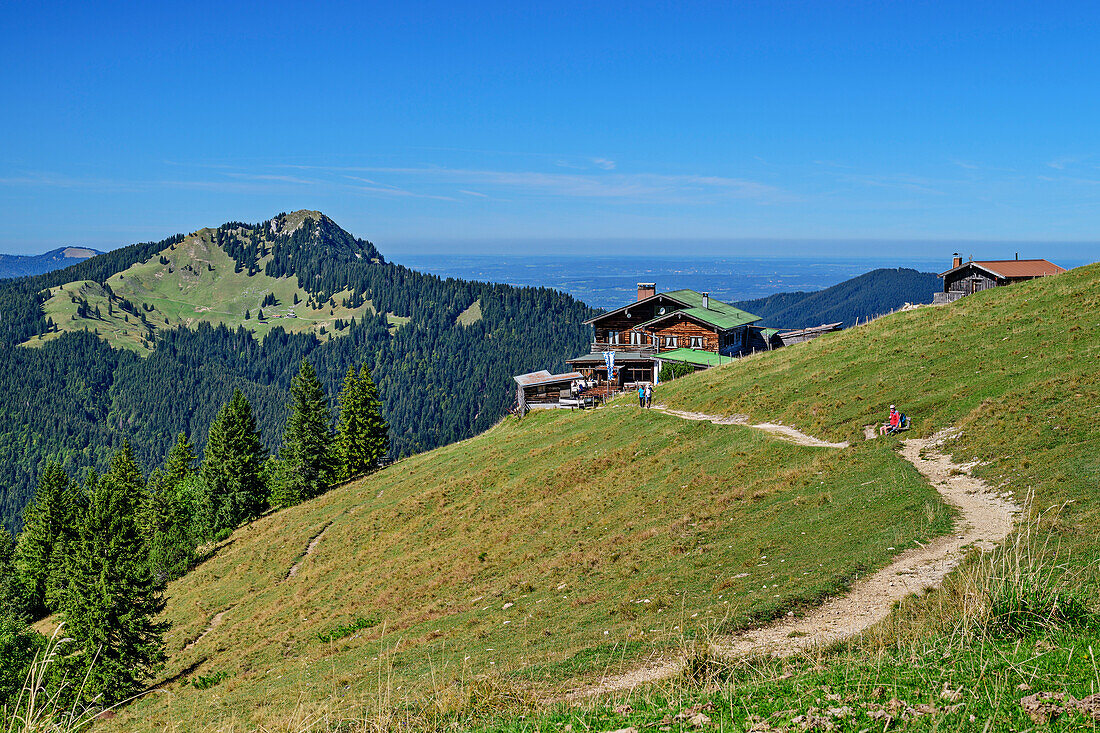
[513,371,584,412]
[938,257,1066,300]
[588,292,690,352]
[565,352,656,387]
[652,317,719,353]
[942,266,998,296]
[572,284,771,387]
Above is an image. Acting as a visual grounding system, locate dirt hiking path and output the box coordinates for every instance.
[184,606,232,650]
[652,406,850,448]
[567,420,1020,699]
[285,520,334,580]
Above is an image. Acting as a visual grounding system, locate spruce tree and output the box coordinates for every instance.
[176,474,215,545]
[43,473,87,613]
[335,364,390,480]
[61,442,166,703]
[0,527,22,620]
[144,434,200,582]
[164,432,196,487]
[13,462,75,616]
[202,390,267,532]
[1,528,41,705]
[277,359,335,505]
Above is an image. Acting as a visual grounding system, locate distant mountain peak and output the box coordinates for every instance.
[0,245,103,279]
[270,209,329,237]
[61,247,99,258]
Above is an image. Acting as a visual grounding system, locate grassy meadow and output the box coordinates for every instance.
[655,261,1100,565]
[103,401,950,730]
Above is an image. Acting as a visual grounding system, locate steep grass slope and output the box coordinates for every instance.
[109,410,949,730]
[662,262,1100,563]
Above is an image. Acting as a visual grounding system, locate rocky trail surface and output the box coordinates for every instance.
[652,406,850,448]
[566,415,1019,700]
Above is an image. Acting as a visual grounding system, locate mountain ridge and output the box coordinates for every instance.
[0,245,103,279]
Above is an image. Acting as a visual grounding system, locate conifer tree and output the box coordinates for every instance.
[202,390,267,532]
[276,359,335,505]
[61,442,166,703]
[164,432,196,487]
[335,364,390,480]
[42,473,87,613]
[144,433,200,582]
[0,527,22,620]
[13,463,75,616]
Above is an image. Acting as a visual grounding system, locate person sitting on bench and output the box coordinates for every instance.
[879,405,900,436]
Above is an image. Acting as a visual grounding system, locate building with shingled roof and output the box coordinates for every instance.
[935,254,1066,303]
[566,283,782,386]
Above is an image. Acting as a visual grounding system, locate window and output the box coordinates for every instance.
[630,331,642,345]
[609,331,620,345]
[691,336,703,349]
[664,335,676,348]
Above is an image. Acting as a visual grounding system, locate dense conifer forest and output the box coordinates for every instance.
[0,212,594,531]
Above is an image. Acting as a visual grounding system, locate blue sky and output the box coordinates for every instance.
[1,1,1099,261]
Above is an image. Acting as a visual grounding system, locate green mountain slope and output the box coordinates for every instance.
[100,264,1097,731]
[24,211,386,354]
[0,212,594,531]
[733,267,941,328]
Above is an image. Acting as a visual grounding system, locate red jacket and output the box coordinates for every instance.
[889,410,900,426]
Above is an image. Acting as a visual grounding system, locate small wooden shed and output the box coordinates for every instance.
[513,370,584,413]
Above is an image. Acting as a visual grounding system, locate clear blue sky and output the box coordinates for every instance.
[2,1,1099,261]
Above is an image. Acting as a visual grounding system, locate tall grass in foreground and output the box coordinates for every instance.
[976,503,1093,639]
[2,626,99,733]
[863,498,1097,654]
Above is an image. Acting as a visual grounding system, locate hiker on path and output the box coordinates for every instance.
[638,385,645,408]
[644,383,652,409]
[879,405,900,436]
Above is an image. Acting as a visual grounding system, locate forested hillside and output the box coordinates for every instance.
[734,267,941,328]
[0,212,593,531]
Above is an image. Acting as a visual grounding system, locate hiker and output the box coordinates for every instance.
[638,384,646,408]
[644,382,653,409]
[879,405,900,436]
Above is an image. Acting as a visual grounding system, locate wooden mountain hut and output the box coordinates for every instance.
[513,370,584,412]
[935,254,1066,303]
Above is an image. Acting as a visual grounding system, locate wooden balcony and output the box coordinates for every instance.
[590,342,657,355]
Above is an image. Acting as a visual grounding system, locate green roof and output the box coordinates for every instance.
[760,327,779,339]
[639,290,761,331]
[655,348,730,367]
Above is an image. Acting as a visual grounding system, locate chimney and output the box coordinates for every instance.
[702,292,710,309]
[637,282,656,301]
[952,253,962,268]
[1016,252,1019,260]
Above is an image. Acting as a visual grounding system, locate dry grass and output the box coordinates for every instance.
[95,404,948,731]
